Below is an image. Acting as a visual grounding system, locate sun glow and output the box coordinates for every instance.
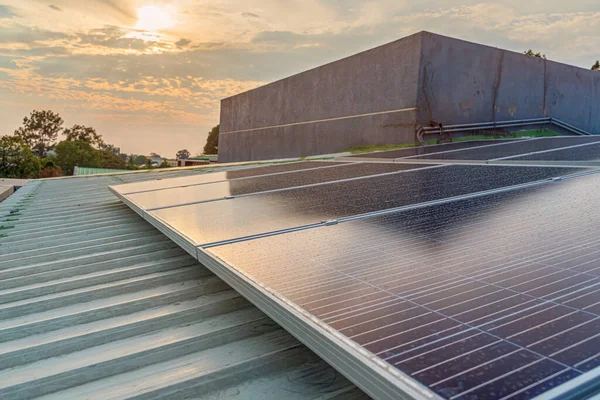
[135,5,175,31]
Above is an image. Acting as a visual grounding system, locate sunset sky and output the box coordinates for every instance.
[0,1,598,157]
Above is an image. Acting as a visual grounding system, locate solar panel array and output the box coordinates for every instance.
[345,136,600,164]
[110,138,600,400]
[346,139,519,159]
[408,137,600,161]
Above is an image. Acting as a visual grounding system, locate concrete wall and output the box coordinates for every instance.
[220,31,600,162]
[417,32,600,131]
[546,62,600,132]
[219,109,417,161]
[219,32,423,162]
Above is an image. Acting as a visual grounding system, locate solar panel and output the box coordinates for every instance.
[117,161,349,194]
[110,156,600,400]
[509,142,600,162]
[124,162,433,210]
[347,139,519,159]
[206,171,600,400]
[410,137,600,161]
[147,165,586,246]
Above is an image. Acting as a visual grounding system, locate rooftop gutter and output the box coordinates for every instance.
[416,117,593,144]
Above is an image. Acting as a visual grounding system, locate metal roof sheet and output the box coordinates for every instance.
[0,167,368,400]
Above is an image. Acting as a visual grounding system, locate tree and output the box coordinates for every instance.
[38,157,63,178]
[54,140,102,175]
[176,149,190,159]
[14,110,64,157]
[100,143,120,155]
[100,150,126,169]
[150,152,160,158]
[524,49,546,59]
[134,155,147,165]
[0,136,40,178]
[592,61,600,71]
[203,125,219,154]
[126,155,138,170]
[158,160,170,168]
[63,124,105,148]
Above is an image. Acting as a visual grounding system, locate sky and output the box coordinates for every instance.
[0,1,598,157]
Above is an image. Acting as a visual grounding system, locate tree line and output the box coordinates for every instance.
[3,110,168,178]
[2,109,221,179]
[2,110,129,178]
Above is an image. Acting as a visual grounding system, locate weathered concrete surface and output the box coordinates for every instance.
[417,32,600,130]
[219,32,423,162]
[546,61,600,132]
[220,31,599,162]
[0,185,14,202]
[0,178,27,187]
[0,179,28,202]
[219,109,417,161]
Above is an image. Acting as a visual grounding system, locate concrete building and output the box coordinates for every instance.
[219,31,600,162]
[177,155,217,167]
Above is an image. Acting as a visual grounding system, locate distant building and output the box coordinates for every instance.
[149,155,163,166]
[177,155,216,167]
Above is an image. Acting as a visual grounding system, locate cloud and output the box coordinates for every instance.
[9,46,71,57]
[0,25,69,45]
[75,25,161,50]
[28,45,333,83]
[251,30,304,46]
[0,64,263,126]
[175,38,191,48]
[0,55,20,69]
[242,12,260,18]
[0,5,17,18]
[48,5,62,11]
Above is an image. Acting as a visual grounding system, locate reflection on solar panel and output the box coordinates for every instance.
[126,162,433,210]
[110,150,600,400]
[117,164,586,246]
[410,137,600,161]
[207,173,600,400]
[118,161,349,194]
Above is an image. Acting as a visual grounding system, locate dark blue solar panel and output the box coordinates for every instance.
[127,162,431,210]
[411,137,600,161]
[510,142,600,162]
[151,165,587,246]
[115,161,348,194]
[349,140,518,159]
[207,170,600,399]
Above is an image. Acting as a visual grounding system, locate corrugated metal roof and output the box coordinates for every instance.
[75,167,131,176]
[0,168,368,400]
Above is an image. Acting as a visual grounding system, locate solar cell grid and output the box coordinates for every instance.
[207,171,600,399]
[126,162,431,210]
[151,164,586,246]
[114,161,348,194]
[347,139,519,159]
[508,141,600,162]
[410,137,600,161]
